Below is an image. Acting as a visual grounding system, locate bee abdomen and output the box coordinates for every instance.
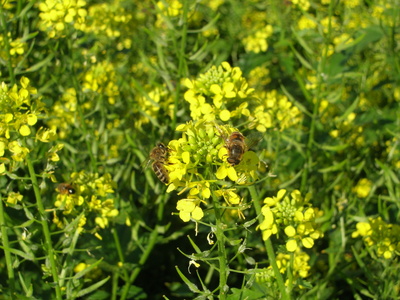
[152,161,169,184]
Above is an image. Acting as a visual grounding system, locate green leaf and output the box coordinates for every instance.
[24,54,54,73]
[318,159,348,173]
[75,276,110,298]
[73,258,104,280]
[175,266,201,293]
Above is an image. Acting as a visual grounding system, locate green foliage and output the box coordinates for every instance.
[1,0,399,299]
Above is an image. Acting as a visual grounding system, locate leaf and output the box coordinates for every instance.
[318,159,348,173]
[0,246,35,261]
[24,54,54,73]
[73,258,104,279]
[175,266,201,293]
[291,46,313,70]
[18,272,33,297]
[291,26,314,55]
[75,276,110,298]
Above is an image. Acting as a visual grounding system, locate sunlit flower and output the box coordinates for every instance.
[352,217,400,259]
[53,171,119,235]
[184,62,254,122]
[38,0,87,38]
[177,197,205,222]
[258,189,323,252]
[353,178,372,198]
[6,191,23,205]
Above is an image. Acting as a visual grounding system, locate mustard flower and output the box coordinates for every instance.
[83,3,134,50]
[297,15,317,30]
[38,0,87,38]
[176,197,205,222]
[53,171,119,235]
[6,191,23,205]
[184,62,254,122]
[353,178,373,198]
[165,120,262,222]
[352,217,400,259]
[9,38,26,56]
[242,25,274,53]
[46,88,77,139]
[82,61,120,105]
[276,249,311,279]
[131,86,172,129]
[249,90,302,132]
[292,0,310,10]
[259,189,323,252]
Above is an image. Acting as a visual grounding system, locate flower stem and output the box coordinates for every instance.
[211,191,228,300]
[24,147,62,299]
[249,185,290,300]
[0,197,16,299]
[120,226,160,300]
[0,6,16,85]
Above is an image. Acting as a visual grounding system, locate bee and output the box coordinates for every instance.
[148,143,170,184]
[57,183,76,195]
[217,127,262,166]
[225,131,247,166]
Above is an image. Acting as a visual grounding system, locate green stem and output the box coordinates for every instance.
[299,2,332,194]
[24,146,62,299]
[0,6,16,85]
[211,192,228,300]
[120,226,160,300]
[0,197,16,299]
[112,227,129,281]
[249,185,290,300]
[172,0,189,131]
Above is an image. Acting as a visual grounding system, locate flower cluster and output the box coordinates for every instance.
[155,0,183,28]
[259,189,323,252]
[256,249,311,288]
[0,34,27,68]
[83,3,134,50]
[352,217,400,259]
[353,178,373,198]
[0,77,52,174]
[132,86,172,129]
[46,88,78,139]
[249,90,302,132]
[37,0,87,38]
[162,121,260,222]
[53,171,119,238]
[242,25,273,54]
[184,62,254,122]
[82,61,120,105]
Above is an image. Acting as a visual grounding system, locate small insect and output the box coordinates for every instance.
[225,131,247,166]
[57,183,76,195]
[148,143,170,184]
[216,126,262,166]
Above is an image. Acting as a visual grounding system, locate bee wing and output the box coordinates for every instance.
[140,156,152,171]
[245,132,263,150]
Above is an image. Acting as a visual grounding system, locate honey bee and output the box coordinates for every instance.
[225,131,247,166]
[148,143,170,184]
[218,128,261,166]
[57,183,76,195]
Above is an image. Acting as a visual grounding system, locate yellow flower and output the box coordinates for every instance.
[7,192,23,205]
[176,198,204,222]
[353,178,372,198]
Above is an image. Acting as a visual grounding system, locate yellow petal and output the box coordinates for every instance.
[286,239,298,252]
[302,237,314,248]
[19,125,31,136]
